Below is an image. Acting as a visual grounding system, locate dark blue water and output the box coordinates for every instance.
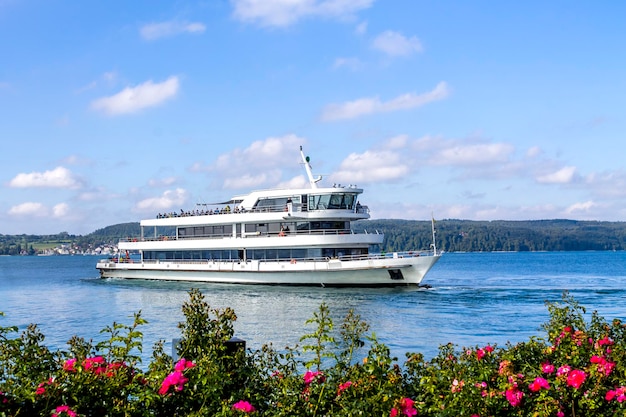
[1,252,625,364]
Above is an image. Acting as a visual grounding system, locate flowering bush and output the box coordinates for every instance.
[2,291,626,416]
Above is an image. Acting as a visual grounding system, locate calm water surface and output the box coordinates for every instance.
[1,252,625,363]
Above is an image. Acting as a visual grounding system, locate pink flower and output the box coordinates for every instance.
[158,370,189,395]
[484,345,494,353]
[606,386,626,402]
[399,397,417,417]
[498,360,512,375]
[505,386,523,407]
[52,405,77,417]
[338,381,352,395]
[83,356,106,374]
[475,381,488,397]
[476,348,485,361]
[174,358,196,372]
[105,361,127,377]
[557,411,564,417]
[63,358,76,372]
[541,362,555,374]
[557,364,571,377]
[232,400,256,413]
[451,379,464,393]
[303,370,324,385]
[35,378,53,396]
[528,377,550,392]
[566,369,586,389]
[591,355,615,376]
[597,336,614,347]
[390,408,399,417]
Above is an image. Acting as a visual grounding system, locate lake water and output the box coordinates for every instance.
[1,252,625,365]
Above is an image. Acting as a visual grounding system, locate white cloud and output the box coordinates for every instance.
[435,143,515,166]
[276,175,310,189]
[212,134,304,172]
[135,188,189,212]
[78,187,112,202]
[526,146,542,158]
[231,0,374,27]
[536,166,577,184]
[584,170,626,198]
[372,30,423,56]
[332,57,362,70]
[8,166,81,188]
[332,149,409,184]
[52,203,69,217]
[8,202,48,217]
[321,82,450,121]
[355,20,367,35]
[140,21,206,40]
[148,177,178,187]
[103,71,117,82]
[387,134,408,149]
[209,135,305,189]
[565,200,597,214]
[76,72,118,94]
[91,76,179,115]
[224,171,282,189]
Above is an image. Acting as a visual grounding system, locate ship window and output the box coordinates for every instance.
[329,194,343,209]
[308,193,358,210]
[269,223,281,234]
[255,198,292,212]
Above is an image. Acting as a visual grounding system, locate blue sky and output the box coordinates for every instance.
[1,0,625,235]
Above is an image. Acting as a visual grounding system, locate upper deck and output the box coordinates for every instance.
[142,185,370,227]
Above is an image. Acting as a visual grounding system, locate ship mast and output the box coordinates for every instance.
[300,146,322,189]
[431,214,438,256]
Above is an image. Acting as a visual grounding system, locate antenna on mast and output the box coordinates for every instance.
[300,146,322,188]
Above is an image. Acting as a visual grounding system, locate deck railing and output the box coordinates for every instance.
[156,202,370,218]
[105,250,434,265]
[121,228,381,243]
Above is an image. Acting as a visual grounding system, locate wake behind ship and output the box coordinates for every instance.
[96,147,441,286]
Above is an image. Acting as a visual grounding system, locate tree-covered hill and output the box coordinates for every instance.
[353,219,626,252]
[89,222,141,238]
[2,219,626,255]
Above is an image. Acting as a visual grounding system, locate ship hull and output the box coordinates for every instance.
[96,253,441,287]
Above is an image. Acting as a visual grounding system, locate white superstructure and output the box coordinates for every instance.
[96,147,441,286]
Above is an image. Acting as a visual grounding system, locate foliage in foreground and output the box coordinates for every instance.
[2,290,626,416]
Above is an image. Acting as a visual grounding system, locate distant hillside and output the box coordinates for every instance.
[89,222,140,238]
[353,219,626,252]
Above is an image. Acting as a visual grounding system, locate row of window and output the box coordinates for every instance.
[142,247,368,262]
[173,221,350,239]
[253,192,358,211]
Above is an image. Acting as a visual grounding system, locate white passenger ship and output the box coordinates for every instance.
[96,147,441,286]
